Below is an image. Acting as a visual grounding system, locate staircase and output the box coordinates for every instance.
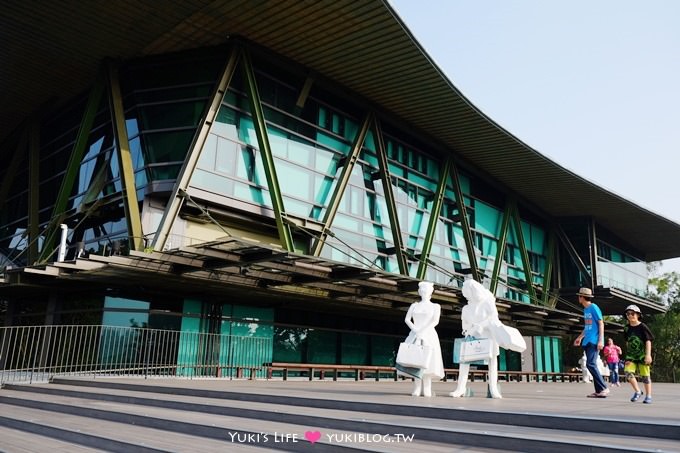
[0,378,678,452]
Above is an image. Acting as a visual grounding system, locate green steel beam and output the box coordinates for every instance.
[542,229,556,306]
[489,201,512,295]
[449,160,479,281]
[588,217,598,289]
[555,224,591,281]
[28,120,40,264]
[416,157,451,280]
[372,118,407,275]
[107,60,143,251]
[153,48,240,251]
[510,199,536,303]
[242,49,294,252]
[311,113,372,256]
[40,72,105,263]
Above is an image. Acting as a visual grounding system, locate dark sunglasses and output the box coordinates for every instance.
[625,311,637,316]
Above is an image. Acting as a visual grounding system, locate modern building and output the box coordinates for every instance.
[2,0,679,375]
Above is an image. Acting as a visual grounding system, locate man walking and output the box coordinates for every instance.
[573,287,608,398]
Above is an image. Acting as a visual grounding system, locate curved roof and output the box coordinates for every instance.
[2,0,680,260]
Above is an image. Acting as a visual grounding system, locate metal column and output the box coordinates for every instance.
[372,118,407,275]
[416,157,451,280]
[153,48,240,252]
[107,60,143,251]
[40,73,105,263]
[242,49,294,252]
[311,113,372,256]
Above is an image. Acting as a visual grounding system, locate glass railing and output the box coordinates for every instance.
[596,259,648,297]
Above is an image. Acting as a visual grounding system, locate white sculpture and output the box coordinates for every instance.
[401,281,445,397]
[579,352,609,383]
[450,279,527,399]
[579,353,592,383]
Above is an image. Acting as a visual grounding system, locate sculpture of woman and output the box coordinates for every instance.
[450,279,526,399]
[402,281,445,397]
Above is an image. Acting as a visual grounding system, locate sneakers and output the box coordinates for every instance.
[631,391,642,402]
[643,396,652,404]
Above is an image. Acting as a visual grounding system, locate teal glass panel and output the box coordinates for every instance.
[99,297,150,368]
[426,199,470,286]
[138,100,207,130]
[220,305,273,378]
[143,130,194,165]
[543,336,553,372]
[474,202,502,237]
[320,159,399,273]
[534,337,544,372]
[498,349,508,371]
[552,337,562,373]
[177,299,203,376]
[102,296,149,328]
[273,327,309,363]
[340,332,369,365]
[306,330,337,364]
[505,349,522,371]
[230,305,274,337]
[371,336,398,366]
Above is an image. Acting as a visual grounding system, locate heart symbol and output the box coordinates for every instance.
[304,431,322,444]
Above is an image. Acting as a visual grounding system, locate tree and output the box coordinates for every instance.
[647,272,680,382]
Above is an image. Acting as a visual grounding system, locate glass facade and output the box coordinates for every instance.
[0,42,654,374]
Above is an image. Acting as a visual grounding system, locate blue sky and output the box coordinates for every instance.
[390,0,680,275]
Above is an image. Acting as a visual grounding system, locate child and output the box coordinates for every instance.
[623,305,654,404]
[603,338,622,386]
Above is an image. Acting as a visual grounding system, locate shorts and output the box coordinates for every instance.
[624,361,650,377]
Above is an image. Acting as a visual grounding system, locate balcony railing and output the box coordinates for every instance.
[0,325,273,385]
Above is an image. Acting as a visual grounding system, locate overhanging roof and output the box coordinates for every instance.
[2,0,680,260]
[1,237,587,335]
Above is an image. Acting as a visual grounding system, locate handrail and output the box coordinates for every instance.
[0,325,272,384]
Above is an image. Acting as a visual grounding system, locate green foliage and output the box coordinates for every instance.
[647,271,680,382]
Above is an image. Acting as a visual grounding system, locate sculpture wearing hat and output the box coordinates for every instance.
[450,279,526,399]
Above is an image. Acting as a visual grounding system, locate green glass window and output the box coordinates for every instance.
[340,332,369,365]
[306,330,337,364]
[102,296,150,328]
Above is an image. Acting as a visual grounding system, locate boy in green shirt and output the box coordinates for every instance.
[623,304,654,404]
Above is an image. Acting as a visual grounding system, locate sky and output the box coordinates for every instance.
[390,0,680,276]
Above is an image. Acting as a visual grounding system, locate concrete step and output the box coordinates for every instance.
[0,389,464,453]
[47,378,680,441]
[1,381,677,452]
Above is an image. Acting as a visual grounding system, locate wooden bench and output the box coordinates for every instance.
[266,363,399,381]
[266,363,584,383]
[498,371,584,383]
[443,368,488,382]
[444,369,585,383]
